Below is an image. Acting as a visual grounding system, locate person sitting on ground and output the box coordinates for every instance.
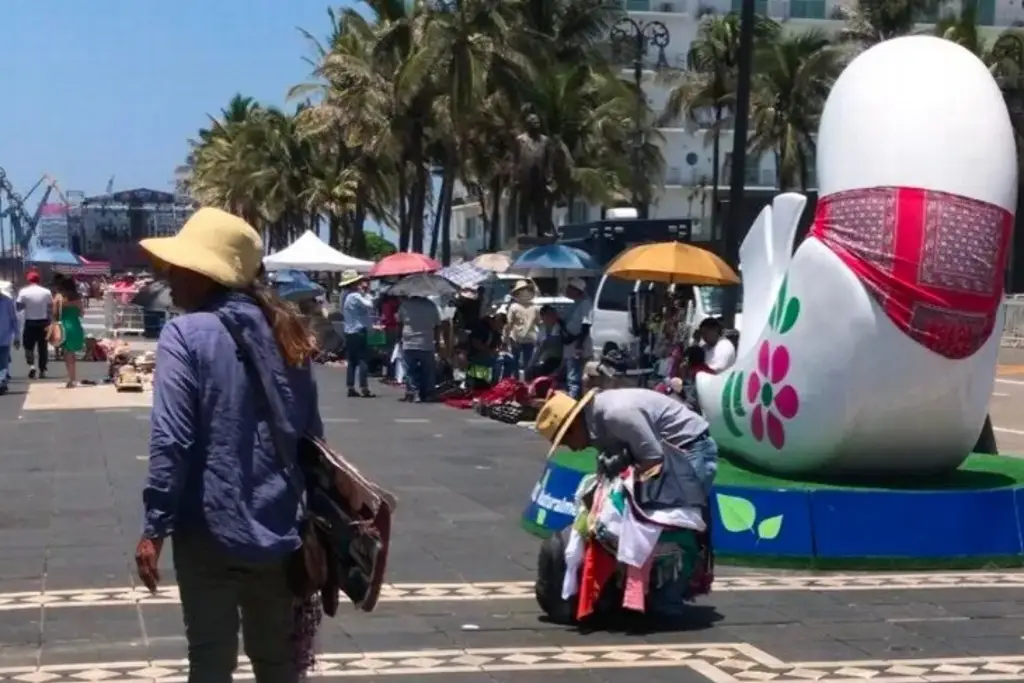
[674,345,714,412]
[697,317,736,373]
[465,314,502,389]
[525,305,564,381]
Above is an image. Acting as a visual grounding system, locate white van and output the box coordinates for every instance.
[589,274,743,355]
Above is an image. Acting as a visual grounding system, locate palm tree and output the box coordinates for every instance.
[659,14,781,230]
[747,31,841,190]
[176,0,677,263]
[838,0,942,48]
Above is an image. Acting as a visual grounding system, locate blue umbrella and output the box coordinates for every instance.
[26,246,82,267]
[276,280,325,302]
[268,269,315,286]
[510,244,597,272]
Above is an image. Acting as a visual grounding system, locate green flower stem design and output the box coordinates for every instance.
[721,372,745,438]
[768,277,800,334]
[716,493,784,541]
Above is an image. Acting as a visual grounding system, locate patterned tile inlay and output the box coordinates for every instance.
[0,644,1022,681]
[3,572,1024,611]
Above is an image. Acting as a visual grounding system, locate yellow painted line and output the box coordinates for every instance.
[997,364,1024,376]
[0,642,1020,681]
[5,572,1024,611]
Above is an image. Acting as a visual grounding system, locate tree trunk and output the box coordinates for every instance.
[488,177,503,253]
[328,214,342,249]
[352,195,368,258]
[429,171,449,260]
[710,105,723,241]
[440,167,456,265]
[398,161,411,252]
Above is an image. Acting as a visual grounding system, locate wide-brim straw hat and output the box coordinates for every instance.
[510,279,533,295]
[139,207,262,288]
[339,269,365,288]
[535,389,599,458]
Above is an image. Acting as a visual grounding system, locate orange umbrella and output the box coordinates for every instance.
[605,241,740,285]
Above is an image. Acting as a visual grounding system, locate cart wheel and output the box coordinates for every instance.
[536,530,578,625]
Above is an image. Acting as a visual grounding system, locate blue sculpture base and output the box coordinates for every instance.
[712,453,1024,568]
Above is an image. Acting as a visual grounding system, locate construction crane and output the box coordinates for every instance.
[0,168,53,253]
[43,173,71,206]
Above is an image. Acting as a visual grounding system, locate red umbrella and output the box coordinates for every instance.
[369,252,441,278]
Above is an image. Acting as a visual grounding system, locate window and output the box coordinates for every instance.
[789,0,825,18]
[722,153,762,186]
[698,285,743,315]
[569,199,589,224]
[977,0,996,25]
[465,216,480,241]
[597,277,636,312]
[731,0,768,13]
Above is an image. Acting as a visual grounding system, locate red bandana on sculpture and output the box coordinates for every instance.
[810,187,1012,360]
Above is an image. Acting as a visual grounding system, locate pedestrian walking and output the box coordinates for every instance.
[340,270,376,398]
[397,295,442,402]
[16,271,52,379]
[0,285,18,393]
[134,207,326,683]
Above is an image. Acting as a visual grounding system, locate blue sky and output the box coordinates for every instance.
[0,1,349,197]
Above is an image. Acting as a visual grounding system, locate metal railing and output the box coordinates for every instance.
[103,290,145,337]
[1002,297,1024,347]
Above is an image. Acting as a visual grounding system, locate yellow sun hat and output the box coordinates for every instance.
[510,279,534,295]
[535,388,599,457]
[139,207,263,288]
[339,269,365,288]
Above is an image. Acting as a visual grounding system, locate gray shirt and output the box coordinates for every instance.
[398,297,441,351]
[584,388,709,465]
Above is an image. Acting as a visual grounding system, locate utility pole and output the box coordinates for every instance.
[720,0,756,329]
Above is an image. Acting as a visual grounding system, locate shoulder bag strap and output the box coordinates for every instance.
[215,311,307,509]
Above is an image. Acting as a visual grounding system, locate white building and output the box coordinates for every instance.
[448,0,1021,257]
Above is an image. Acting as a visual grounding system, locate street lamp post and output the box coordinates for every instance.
[611,17,670,220]
[720,0,757,329]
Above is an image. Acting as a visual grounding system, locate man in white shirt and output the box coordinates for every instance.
[698,317,736,373]
[561,277,593,399]
[16,272,53,379]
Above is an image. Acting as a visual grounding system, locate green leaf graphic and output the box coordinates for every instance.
[768,302,779,331]
[716,494,756,533]
[757,515,784,540]
[721,373,744,438]
[779,298,800,334]
[731,370,746,418]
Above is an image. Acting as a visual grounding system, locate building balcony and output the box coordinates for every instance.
[625,0,1013,26]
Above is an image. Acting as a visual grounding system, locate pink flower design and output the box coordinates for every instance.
[746,341,800,450]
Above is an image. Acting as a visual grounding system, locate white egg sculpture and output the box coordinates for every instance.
[698,36,1016,476]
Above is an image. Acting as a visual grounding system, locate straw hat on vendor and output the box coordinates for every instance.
[339,269,365,289]
[535,388,599,457]
[510,279,534,299]
[137,207,315,356]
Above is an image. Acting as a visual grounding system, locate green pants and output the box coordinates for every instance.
[172,533,298,683]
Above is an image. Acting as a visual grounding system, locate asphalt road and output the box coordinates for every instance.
[989,348,1024,454]
[0,340,1023,682]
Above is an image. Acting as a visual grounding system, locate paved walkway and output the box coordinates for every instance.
[1,352,1024,682]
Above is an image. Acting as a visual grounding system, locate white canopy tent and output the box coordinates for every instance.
[263,230,374,272]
